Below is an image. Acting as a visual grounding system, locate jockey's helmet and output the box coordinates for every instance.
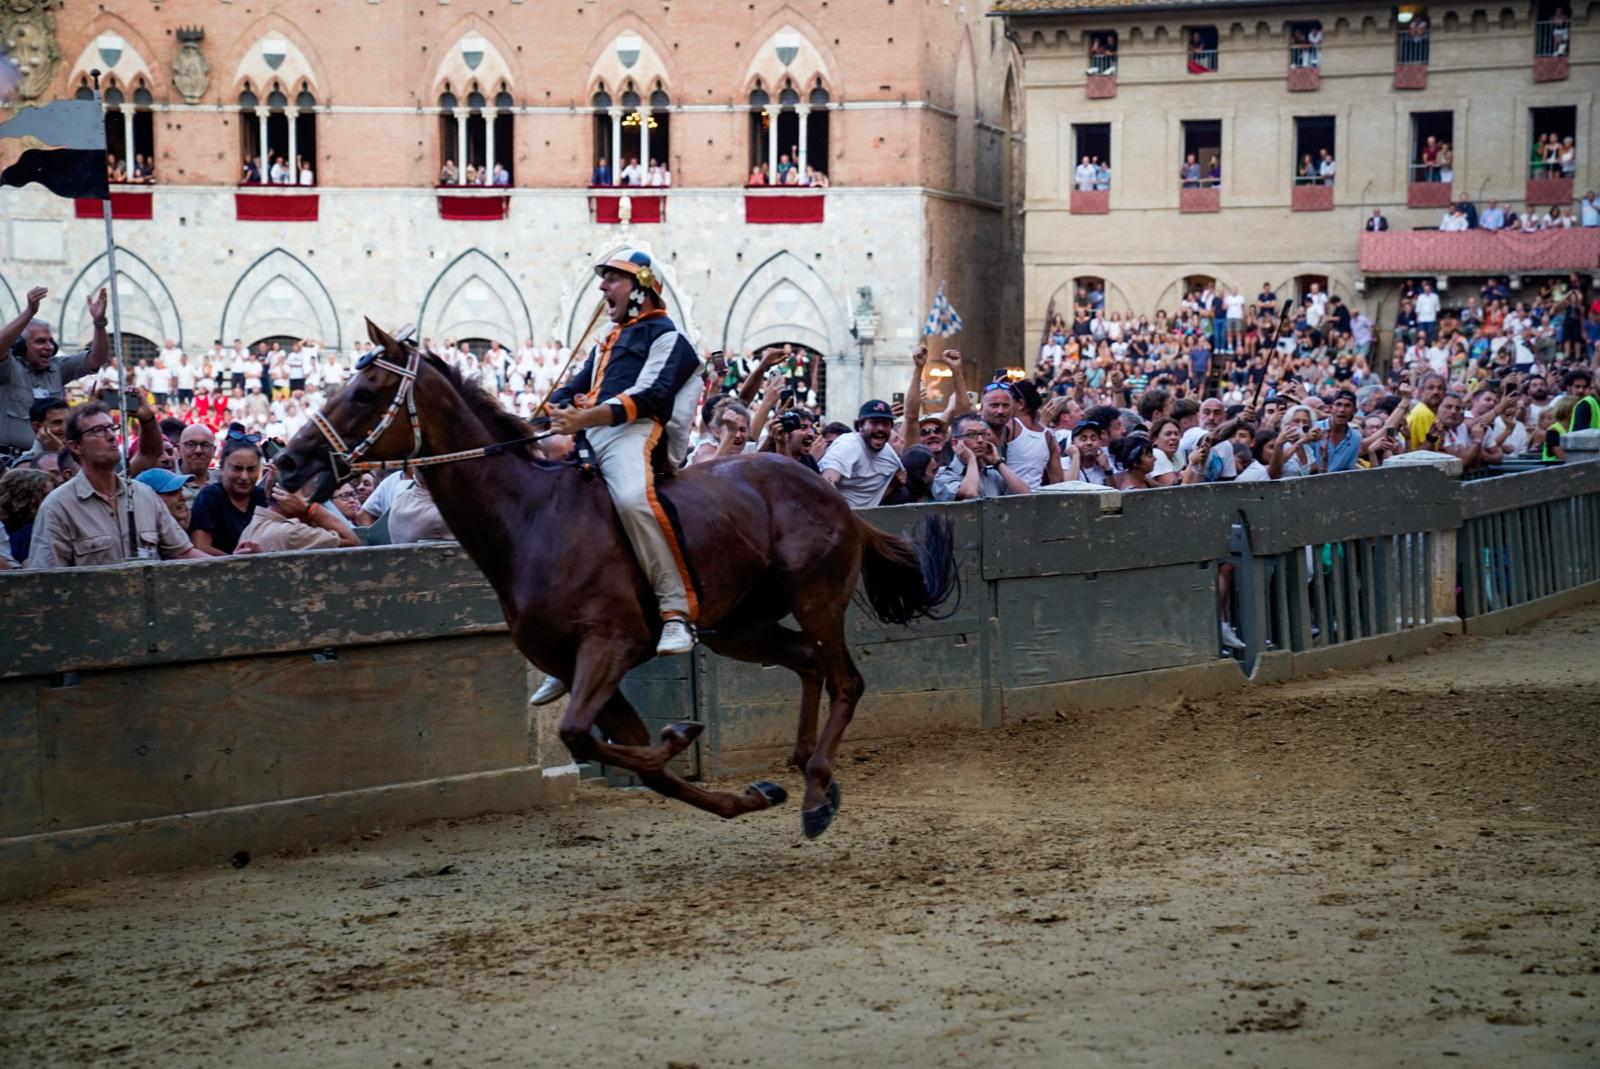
[594,248,661,294]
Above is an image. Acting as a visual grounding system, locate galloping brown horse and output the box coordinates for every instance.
[275,321,956,838]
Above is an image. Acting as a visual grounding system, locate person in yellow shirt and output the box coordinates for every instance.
[1405,372,1447,450]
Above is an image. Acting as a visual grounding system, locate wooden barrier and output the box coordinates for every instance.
[4,461,1599,897]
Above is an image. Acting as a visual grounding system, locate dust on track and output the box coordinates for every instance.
[3,605,1599,1069]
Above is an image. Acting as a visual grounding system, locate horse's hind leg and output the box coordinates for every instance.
[789,612,864,840]
[593,691,786,818]
[702,623,825,779]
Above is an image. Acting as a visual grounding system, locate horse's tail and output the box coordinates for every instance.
[856,514,959,626]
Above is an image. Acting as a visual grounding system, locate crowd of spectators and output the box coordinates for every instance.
[441,159,513,187]
[744,146,831,188]
[590,156,672,187]
[1369,191,1600,233]
[3,268,1598,584]
[240,153,316,186]
[106,152,155,185]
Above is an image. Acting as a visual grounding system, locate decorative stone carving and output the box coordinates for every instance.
[172,27,210,105]
[1,0,60,102]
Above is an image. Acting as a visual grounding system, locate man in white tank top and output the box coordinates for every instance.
[985,379,1062,490]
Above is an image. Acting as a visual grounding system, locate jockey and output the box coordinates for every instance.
[538,249,703,705]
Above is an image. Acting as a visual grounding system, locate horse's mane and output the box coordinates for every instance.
[420,349,539,457]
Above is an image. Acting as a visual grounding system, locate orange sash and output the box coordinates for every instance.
[580,308,668,409]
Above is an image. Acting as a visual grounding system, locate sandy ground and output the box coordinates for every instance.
[3,605,1599,1069]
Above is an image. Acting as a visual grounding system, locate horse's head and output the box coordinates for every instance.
[275,318,431,498]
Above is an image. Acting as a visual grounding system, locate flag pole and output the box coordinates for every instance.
[89,69,137,559]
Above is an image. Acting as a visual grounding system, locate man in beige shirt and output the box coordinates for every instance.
[236,480,359,553]
[28,402,206,568]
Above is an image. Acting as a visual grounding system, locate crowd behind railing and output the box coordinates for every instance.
[1364,189,1600,232]
[2,275,1597,602]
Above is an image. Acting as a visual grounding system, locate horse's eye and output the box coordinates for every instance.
[352,388,375,405]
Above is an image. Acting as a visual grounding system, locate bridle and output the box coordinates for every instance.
[308,344,425,481]
[307,341,557,482]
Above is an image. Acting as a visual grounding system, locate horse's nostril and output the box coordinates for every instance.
[277,455,297,473]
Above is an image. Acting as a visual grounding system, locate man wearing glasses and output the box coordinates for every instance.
[932,413,1030,502]
[28,402,205,568]
[176,423,218,502]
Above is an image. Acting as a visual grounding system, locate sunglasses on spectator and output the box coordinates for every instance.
[226,429,263,444]
[982,383,1013,395]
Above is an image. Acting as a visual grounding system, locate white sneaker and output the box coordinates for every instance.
[656,619,696,657]
[1219,620,1246,651]
[530,674,568,705]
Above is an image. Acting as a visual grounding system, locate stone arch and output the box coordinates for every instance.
[953,33,978,194]
[1043,274,1136,319]
[561,245,696,349]
[57,247,183,349]
[740,14,842,98]
[418,250,534,350]
[225,16,326,99]
[65,18,161,97]
[722,251,851,359]
[219,248,341,351]
[427,18,520,101]
[584,22,677,101]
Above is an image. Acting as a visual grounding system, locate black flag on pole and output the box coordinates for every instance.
[0,99,109,200]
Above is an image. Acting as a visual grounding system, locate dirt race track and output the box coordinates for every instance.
[4,605,1599,1069]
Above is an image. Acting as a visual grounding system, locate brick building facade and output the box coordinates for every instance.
[0,0,1025,416]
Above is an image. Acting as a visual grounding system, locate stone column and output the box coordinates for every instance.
[796,105,810,176]
[120,106,135,179]
[767,105,780,183]
[639,107,651,173]
[484,107,497,182]
[254,107,270,178]
[454,108,469,185]
[609,107,622,182]
[285,107,299,184]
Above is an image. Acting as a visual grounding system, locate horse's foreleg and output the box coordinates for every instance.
[593,692,787,819]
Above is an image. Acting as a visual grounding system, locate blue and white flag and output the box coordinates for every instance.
[922,281,963,338]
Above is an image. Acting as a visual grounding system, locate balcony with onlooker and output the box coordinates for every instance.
[1069,123,1111,214]
[1406,112,1454,208]
[1186,28,1219,75]
[1287,21,1323,91]
[1178,121,1221,212]
[1359,226,1600,276]
[1533,4,1571,81]
[1393,10,1430,89]
[1527,108,1577,208]
[1085,32,1117,98]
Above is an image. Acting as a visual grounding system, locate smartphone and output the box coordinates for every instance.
[891,391,904,404]
[1385,427,1400,440]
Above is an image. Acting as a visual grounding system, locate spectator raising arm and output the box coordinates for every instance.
[126,395,166,476]
[941,349,973,420]
[738,346,788,405]
[0,286,47,360]
[902,344,929,433]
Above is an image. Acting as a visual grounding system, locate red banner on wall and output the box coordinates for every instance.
[73,190,153,220]
[235,192,320,222]
[744,193,825,225]
[438,194,510,221]
[590,192,664,224]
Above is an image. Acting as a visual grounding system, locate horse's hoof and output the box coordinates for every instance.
[802,803,836,840]
[662,721,705,746]
[751,780,788,807]
[826,779,842,813]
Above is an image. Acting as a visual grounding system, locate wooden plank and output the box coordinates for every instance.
[1245,467,1460,555]
[996,564,1218,686]
[0,680,42,838]
[1459,461,1600,520]
[1,568,148,679]
[1507,509,1528,608]
[980,483,1244,580]
[1289,546,1314,650]
[1459,521,1481,618]
[1328,542,1348,643]
[1421,531,1434,625]
[34,635,531,830]
[1271,552,1292,653]
[1311,547,1331,647]
[1360,537,1379,635]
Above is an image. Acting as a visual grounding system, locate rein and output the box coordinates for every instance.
[309,304,613,479]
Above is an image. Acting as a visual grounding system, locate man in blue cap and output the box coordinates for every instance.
[134,467,195,531]
[542,248,702,705]
[818,398,904,508]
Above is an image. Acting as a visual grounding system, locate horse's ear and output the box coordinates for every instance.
[365,317,398,352]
